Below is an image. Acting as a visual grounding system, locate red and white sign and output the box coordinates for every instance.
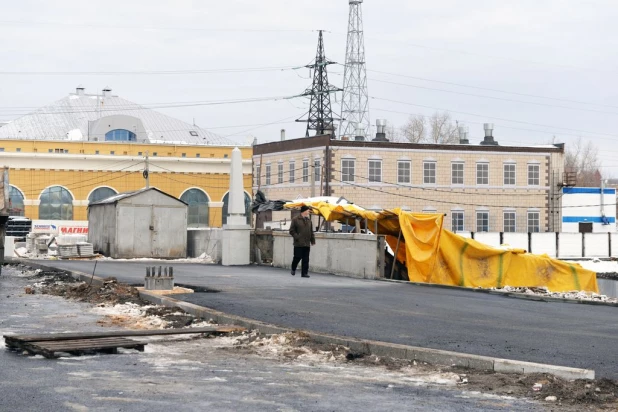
[60,226,89,234]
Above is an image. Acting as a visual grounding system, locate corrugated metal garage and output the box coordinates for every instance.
[88,188,187,259]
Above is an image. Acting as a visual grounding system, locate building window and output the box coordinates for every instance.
[289,161,295,184]
[8,185,25,216]
[255,165,261,186]
[105,129,136,142]
[110,151,115,155]
[476,211,489,232]
[278,162,284,184]
[314,159,321,182]
[503,211,516,232]
[265,164,271,186]
[528,164,540,186]
[452,211,465,232]
[528,211,540,233]
[182,153,186,158]
[398,161,411,184]
[342,159,355,182]
[504,164,516,186]
[423,162,436,184]
[303,160,309,183]
[88,187,117,204]
[222,192,251,225]
[48,149,53,153]
[138,152,142,156]
[16,148,21,152]
[476,163,489,185]
[196,154,201,158]
[39,186,73,220]
[95,150,100,155]
[451,162,464,185]
[181,189,210,228]
[368,160,382,182]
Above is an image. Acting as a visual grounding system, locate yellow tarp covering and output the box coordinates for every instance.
[284,202,599,293]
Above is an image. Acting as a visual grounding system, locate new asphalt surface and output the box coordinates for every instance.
[30,260,618,379]
[2,266,537,411]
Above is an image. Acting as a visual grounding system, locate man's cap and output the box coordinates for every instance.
[300,205,310,213]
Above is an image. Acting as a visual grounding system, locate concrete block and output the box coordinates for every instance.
[222,226,250,266]
[494,359,594,380]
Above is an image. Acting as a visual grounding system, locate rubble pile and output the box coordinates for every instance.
[490,286,618,304]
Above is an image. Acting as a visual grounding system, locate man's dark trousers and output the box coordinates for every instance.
[292,246,310,276]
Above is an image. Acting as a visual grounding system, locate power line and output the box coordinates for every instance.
[364,68,618,111]
[372,96,618,140]
[0,66,297,76]
[0,20,317,33]
[366,77,618,117]
[330,167,553,197]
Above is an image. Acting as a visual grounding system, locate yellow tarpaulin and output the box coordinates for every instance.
[284,202,599,293]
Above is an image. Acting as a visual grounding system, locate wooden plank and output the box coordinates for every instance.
[33,339,145,352]
[4,326,245,343]
[31,338,144,350]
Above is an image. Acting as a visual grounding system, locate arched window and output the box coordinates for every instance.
[88,187,118,204]
[39,186,73,220]
[222,192,251,226]
[105,129,136,142]
[180,189,210,228]
[9,185,25,216]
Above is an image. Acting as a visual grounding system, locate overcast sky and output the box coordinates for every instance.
[2,0,618,174]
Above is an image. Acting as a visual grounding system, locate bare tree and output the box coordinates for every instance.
[400,115,426,143]
[428,112,459,144]
[565,137,601,187]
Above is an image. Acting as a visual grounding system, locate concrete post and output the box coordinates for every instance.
[222,147,251,266]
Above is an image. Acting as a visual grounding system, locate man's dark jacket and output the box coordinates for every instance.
[289,215,315,247]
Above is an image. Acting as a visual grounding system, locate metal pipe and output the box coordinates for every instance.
[390,230,403,280]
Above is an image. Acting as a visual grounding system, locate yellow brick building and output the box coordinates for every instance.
[0,87,252,227]
[3,139,252,226]
[253,134,566,233]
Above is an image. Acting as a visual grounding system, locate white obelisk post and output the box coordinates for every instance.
[222,147,251,265]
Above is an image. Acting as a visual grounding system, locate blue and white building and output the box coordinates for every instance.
[562,187,616,233]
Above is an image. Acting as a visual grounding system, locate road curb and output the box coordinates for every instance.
[377,278,618,308]
[14,259,597,380]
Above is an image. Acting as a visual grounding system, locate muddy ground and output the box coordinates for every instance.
[17,264,618,410]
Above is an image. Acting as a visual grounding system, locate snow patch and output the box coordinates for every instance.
[492,285,617,303]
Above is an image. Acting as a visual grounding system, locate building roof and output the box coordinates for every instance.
[253,134,566,156]
[89,187,187,206]
[0,87,235,146]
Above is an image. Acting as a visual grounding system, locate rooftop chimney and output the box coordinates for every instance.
[280,129,286,141]
[354,123,365,141]
[480,123,498,145]
[458,126,469,144]
[373,119,389,142]
[102,86,112,98]
[76,85,85,96]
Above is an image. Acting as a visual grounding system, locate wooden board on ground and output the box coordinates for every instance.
[4,326,244,359]
[9,337,146,359]
[4,325,245,343]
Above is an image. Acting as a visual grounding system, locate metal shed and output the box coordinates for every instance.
[88,188,187,259]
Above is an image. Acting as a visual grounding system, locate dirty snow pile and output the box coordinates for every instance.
[97,252,215,264]
[90,303,170,329]
[491,286,617,304]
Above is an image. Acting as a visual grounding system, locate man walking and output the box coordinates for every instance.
[289,205,315,278]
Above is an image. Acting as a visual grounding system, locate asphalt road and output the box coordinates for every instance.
[33,260,618,379]
[1,267,536,412]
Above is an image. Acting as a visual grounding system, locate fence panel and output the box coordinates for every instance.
[502,232,529,251]
[558,233,583,259]
[531,233,557,257]
[583,233,610,258]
